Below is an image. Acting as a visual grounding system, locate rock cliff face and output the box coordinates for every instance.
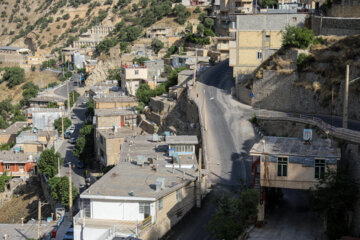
[237,35,360,120]
[86,58,122,87]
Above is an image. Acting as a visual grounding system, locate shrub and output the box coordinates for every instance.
[151,38,164,54]
[197,23,204,35]
[296,53,315,71]
[193,6,201,13]
[53,117,71,135]
[282,26,315,49]
[49,176,78,206]
[1,67,26,88]
[174,5,190,25]
[204,28,215,37]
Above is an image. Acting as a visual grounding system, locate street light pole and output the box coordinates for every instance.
[343,65,349,129]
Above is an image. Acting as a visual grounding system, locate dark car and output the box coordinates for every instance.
[69,138,76,144]
[76,161,85,169]
[64,132,71,139]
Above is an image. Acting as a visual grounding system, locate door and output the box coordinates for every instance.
[121,116,125,127]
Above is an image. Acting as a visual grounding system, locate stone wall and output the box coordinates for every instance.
[311,15,360,36]
[327,0,360,17]
[239,70,360,120]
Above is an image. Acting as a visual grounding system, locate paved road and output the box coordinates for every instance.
[54,73,81,98]
[163,60,258,240]
[58,96,88,192]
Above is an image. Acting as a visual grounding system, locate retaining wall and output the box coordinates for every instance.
[311,15,360,36]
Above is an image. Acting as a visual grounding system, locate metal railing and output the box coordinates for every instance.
[257,110,360,144]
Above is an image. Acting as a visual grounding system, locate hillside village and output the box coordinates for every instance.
[0,0,360,239]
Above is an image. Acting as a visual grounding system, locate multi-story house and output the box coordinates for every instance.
[26,108,63,130]
[74,134,204,240]
[93,95,138,110]
[15,130,58,153]
[0,121,27,145]
[120,65,148,96]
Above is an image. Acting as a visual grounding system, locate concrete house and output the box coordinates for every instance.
[120,65,148,96]
[74,135,203,240]
[29,95,65,108]
[229,13,307,78]
[0,151,39,178]
[146,27,172,38]
[250,136,340,190]
[72,26,113,48]
[94,95,137,110]
[165,135,198,156]
[94,109,137,129]
[26,108,62,130]
[15,130,58,153]
[0,121,27,145]
[95,127,141,167]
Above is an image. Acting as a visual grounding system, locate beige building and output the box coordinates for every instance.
[94,109,137,129]
[250,136,340,190]
[94,95,137,110]
[0,122,27,145]
[146,27,172,38]
[229,13,308,79]
[29,95,65,108]
[15,130,57,153]
[74,134,205,240]
[72,26,113,48]
[120,66,148,96]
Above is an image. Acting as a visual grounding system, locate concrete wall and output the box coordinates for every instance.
[327,0,360,17]
[95,101,138,109]
[96,115,137,128]
[311,15,360,36]
[122,68,148,80]
[0,54,24,65]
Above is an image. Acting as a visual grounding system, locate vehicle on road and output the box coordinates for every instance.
[69,138,77,144]
[82,101,87,105]
[65,132,71,139]
[71,114,76,119]
[68,126,75,134]
[76,161,85,169]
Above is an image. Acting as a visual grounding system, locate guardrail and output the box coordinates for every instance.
[257,110,360,144]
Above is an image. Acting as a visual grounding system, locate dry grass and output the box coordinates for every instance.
[0,70,60,104]
[0,180,51,224]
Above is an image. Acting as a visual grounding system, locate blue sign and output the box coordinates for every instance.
[169,148,175,157]
[250,92,254,98]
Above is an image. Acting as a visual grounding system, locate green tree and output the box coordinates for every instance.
[197,23,204,35]
[136,84,156,105]
[198,12,206,23]
[64,91,80,108]
[166,67,187,90]
[1,67,26,88]
[49,176,78,206]
[73,124,94,165]
[85,98,94,118]
[37,149,62,178]
[108,68,122,81]
[140,0,148,8]
[193,6,201,13]
[132,3,138,11]
[206,189,259,239]
[261,0,277,8]
[203,18,214,29]
[151,38,164,54]
[132,57,149,65]
[0,172,11,192]
[53,117,71,135]
[309,169,358,240]
[282,26,315,49]
[174,5,190,25]
[204,28,215,37]
[47,102,59,108]
[0,116,8,129]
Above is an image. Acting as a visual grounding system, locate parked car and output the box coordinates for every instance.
[71,114,76,119]
[69,138,76,144]
[76,161,85,169]
[68,126,75,134]
[64,132,71,139]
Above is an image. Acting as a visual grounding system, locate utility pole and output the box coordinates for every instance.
[69,163,73,222]
[61,108,64,141]
[196,148,202,208]
[193,49,197,84]
[331,87,334,127]
[38,200,41,239]
[343,64,349,129]
[67,81,70,117]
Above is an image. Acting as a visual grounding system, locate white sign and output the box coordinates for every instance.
[303,129,313,141]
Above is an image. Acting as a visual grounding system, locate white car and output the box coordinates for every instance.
[68,126,75,134]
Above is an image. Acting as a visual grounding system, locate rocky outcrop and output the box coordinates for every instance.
[86,58,122,87]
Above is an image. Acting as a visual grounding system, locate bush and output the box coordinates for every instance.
[261,0,277,8]
[49,176,78,206]
[203,18,214,29]
[185,33,210,45]
[73,124,94,165]
[174,5,190,25]
[204,28,215,37]
[197,23,204,35]
[1,67,26,88]
[0,173,11,192]
[132,57,149,65]
[297,53,315,71]
[37,149,62,178]
[53,117,71,135]
[282,26,316,49]
[151,38,164,54]
[193,6,201,13]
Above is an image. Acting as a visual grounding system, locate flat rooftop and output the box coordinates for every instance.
[94,95,137,103]
[18,129,57,138]
[0,121,27,135]
[0,151,39,163]
[250,136,341,159]
[95,108,136,117]
[97,127,141,139]
[165,135,198,145]
[29,95,66,102]
[26,108,62,113]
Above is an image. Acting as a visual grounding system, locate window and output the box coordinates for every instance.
[19,165,24,170]
[315,159,325,179]
[277,157,288,177]
[135,70,139,75]
[265,35,270,42]
[5,164,10,170]
[176,189,182,203]
[257,51,262,60]
[292,17,297,22]
[158,199,163,211]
